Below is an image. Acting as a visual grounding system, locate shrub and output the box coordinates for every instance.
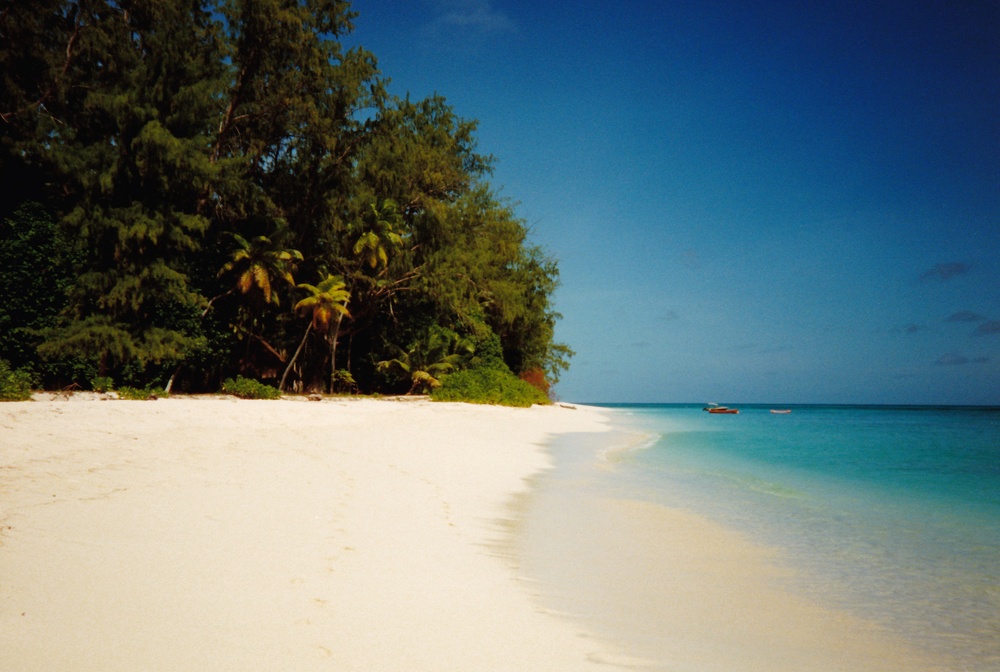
[431,367,550,407]
[470,331,509,371]
[117,386,167,400]
[91,376,114,393]
[0,358,33,401]
[518,368,551,397]
[222,375,282,400]
[332,369,357,394]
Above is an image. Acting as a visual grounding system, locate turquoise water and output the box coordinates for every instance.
[595,404,1000,669]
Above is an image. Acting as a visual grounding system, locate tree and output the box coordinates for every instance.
[404,185,572,385]
[0,202,83,383]
[377,327,473,394]
[209,0,384,266]
[14,1,226,380]
[282,274,350,393]
[217,230,303,309]
[0,1,574,396]
[352,199,403,272]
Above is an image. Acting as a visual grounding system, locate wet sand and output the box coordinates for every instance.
[511,430,954,672]
[1,396,954,671]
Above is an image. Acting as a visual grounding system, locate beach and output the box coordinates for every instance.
[1,396,622,670]
[0,397,964,671]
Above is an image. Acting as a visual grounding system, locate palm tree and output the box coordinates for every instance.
[377,327,474,394]
[353,199,403,272]
[280,275,351,393]
[167,231,302,393]
[217,231,303,309]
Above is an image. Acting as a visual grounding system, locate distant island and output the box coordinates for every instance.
[0,1,569,406]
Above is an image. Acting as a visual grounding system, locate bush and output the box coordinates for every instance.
[117,386,167,400]
[518,368,551,397]
[222,375,282,400]
[0,358,33,401]
[91,376,114,393]
[431,367,550,407]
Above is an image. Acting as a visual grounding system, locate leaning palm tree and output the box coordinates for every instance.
[377,327,474,394]
[280,275,351,393]
[167,230,301,393]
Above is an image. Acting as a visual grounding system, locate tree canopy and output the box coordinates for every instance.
[0,0,572,398]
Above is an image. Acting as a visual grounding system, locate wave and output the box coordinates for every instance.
[598,431,661,465]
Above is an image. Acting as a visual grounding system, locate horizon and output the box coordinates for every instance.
[349,0,999,406]
[579,400,1000,409]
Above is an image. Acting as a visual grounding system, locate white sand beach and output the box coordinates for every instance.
[1,396,950,671]
[0,396,621,671]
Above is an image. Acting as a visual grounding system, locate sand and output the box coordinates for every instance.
[0,395,621,671]
[516,432,956,672]
[0,395,951,671]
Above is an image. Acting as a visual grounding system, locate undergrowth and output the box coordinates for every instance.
[431,368,550,407]
[0,359,33,401]
[222,376,282,400]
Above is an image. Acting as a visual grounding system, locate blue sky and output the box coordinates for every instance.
[347,0,999,405]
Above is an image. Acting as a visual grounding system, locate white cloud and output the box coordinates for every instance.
[427,0,517,34]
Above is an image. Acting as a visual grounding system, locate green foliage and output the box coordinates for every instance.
[352,200,404,271]
[90,376,114,393]
[23,2,223,375]
[0,359,34,401]
[331,369,357,394]
[0,202,86,385]
[284,274,352,392]
[431,367,550,408]
[0,1,574,396]
[294,275,352,334]
[377,327,473,394]
[218,230,303,308]
[222,375,282,400]
[470,331,510,372]
[116,386,167,400]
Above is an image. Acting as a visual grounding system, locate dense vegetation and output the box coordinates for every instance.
[0,0,571,403]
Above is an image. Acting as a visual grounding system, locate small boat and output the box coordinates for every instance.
[770,409,792,414]
[704,404,739,414]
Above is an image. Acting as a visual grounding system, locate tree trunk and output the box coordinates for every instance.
[329,311,345,393]
[201,287,235,318]
[346,332,353,375]
[280,321,312,392]
[165,367,179,394]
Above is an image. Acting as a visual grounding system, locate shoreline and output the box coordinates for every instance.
[514,415,959,672]
[1,396,960,670]
[0,396,624,671]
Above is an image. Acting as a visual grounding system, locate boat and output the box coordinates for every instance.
[703,404,739,414]
[770,409,792,414]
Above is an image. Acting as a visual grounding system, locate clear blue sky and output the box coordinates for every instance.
[347,0,999,405]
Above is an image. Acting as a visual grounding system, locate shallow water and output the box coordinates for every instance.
[520,404,1000,671]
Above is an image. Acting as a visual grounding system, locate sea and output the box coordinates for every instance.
[520,404,1000,671]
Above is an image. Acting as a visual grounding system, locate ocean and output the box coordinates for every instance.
[518,404,1000,671]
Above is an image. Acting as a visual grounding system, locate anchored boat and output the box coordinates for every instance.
[703,403,739,414]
